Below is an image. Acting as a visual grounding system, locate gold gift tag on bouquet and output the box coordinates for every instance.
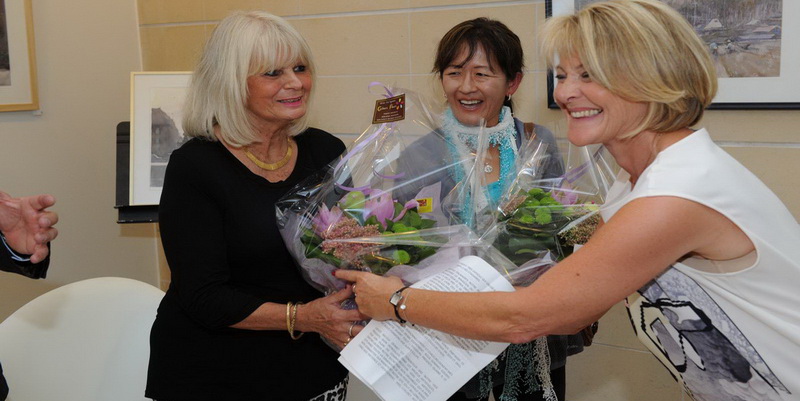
[415,197,433,214]
[372,93,406,124]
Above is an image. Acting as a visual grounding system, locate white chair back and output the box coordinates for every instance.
[0,277,164,401]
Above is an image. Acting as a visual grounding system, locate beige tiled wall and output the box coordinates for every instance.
[137,1,800,400]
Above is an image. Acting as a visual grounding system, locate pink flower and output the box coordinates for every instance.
[364,193,395,229]
[312,204,343,237]
[321,217,382,266]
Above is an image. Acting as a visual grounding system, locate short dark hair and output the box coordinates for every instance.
[433,18,524,109]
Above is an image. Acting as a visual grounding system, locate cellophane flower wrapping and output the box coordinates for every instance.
[276,85,521,299]
[485,142,617,276]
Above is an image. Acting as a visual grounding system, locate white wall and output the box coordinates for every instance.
[0,0,156,319]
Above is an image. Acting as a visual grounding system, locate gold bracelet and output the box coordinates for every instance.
[289,302,304,340]
[286,302,294,338]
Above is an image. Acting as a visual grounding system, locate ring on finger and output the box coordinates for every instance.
[348,321,357,337]
[352,284,357,296]
[344,336,352,347]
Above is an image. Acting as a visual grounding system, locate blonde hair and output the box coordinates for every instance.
[539,0,717,137]
[182,10,316,146]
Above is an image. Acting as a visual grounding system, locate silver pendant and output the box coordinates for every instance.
[484,164,493,174]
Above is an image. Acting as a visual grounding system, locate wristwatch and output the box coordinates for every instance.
[389,286,410,324]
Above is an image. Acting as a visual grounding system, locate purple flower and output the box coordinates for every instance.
[364,193,395,229]
[312,204,344,237]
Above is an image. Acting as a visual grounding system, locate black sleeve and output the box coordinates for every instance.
[300,128,346,170]
[0,236,49,279]
[158,147,264,329]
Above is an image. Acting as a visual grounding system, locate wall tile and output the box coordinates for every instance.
[292,14,410,76]
[308,76,413,135]
[138,0,205,25]
[140,25,211,71]
[204,0,300,20]
[567,345,684,401]
[300,0,409,14]
[409,5,537,75]
[409,74,442,103]
[701,110,800,143]
[724,146,800,220]
[410,0,489,7]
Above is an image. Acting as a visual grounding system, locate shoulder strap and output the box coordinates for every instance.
[523,122,537,141]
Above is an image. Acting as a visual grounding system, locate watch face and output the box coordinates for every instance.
[389,292,402,306]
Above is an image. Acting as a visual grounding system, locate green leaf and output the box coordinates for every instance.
[392,250,411,264]
[528,188,546,199]
[408,211,422,228]
[534,208,552,224]
[518,214,535,225]
[340,191,366,210]
[391,223,415,233]
[523,199,541,208]
[419,219,436,229]
[364,215,380,228]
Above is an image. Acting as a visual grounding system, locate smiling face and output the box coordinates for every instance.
[553,56,648,146]
[441,45,521,127]
[245,62,312,132]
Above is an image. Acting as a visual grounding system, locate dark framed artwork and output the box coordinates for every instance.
[0,0,38,112]
[545,0,799,110]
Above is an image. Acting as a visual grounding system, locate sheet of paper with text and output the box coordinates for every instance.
[339,255,513,401]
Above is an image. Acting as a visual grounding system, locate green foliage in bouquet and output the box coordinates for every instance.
[494,188,598,265]
[301,190,440,275]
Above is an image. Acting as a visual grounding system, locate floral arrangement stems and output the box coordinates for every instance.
[495,188,598,265]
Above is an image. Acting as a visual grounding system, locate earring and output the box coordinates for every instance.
[506,94,512,101]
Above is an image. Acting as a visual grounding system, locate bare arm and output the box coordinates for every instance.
[337,196,752,343]
[230,286,364,346]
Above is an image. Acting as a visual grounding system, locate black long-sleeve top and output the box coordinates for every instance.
[145,129,347,401]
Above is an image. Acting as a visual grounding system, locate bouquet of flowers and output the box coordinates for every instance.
[276,84,520,295]
[487,143,615,266]
[302,188,438,275]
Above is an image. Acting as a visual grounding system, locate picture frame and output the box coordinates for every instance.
[130,72,191,206]
[0,0,38,112]
[545,0,800,110]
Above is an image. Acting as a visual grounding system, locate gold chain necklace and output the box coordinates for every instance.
[245,137,292,171]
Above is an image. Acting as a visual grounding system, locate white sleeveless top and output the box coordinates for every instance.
[600,129,800,401]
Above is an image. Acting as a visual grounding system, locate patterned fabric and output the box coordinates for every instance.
[308,376,348,401]
[441,106,517,226]
[600,129,800,401]
[441,107,556,401]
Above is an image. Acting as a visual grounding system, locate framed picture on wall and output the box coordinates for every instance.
[545,0,800,110]
[130,72,191,206]
[0,0,38,112]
